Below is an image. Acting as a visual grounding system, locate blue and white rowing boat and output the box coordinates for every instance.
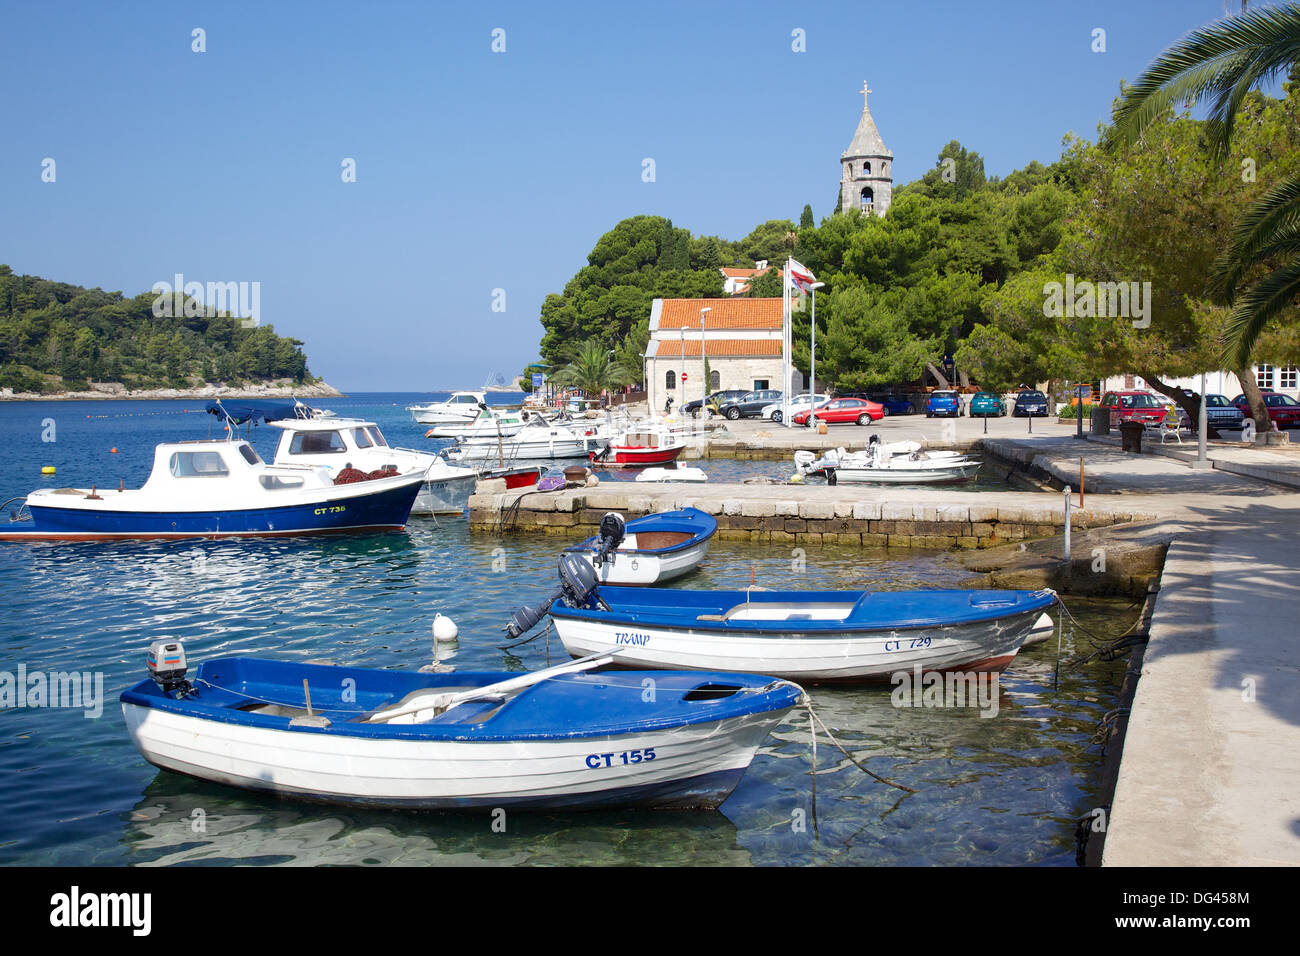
[563,509,716,585]
[0,439,424,541]
[121,642,802,811]
[546,581,1058,683]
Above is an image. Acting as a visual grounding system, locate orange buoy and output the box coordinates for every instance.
[110,447,118,454]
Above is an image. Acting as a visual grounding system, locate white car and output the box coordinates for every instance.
[762,393,830,424]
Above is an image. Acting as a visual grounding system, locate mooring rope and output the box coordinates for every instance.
[803,698,918,795]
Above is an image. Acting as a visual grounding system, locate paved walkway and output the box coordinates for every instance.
[1102,504,1300,866]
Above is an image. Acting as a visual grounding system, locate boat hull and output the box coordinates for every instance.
[550,588,1055,683]
[4,478,422,541]
[575,539,710,586]
[121,704,779,810]
[412,472,478,515]
[603,445,687,468]
[832,461,981,484]
[563,508,716,586]
[119,660,799,811]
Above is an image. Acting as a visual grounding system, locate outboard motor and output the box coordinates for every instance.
[592,512,626,567]
[503,553,605,640]
[147,639,191,696]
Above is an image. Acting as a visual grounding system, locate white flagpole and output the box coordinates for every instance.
[783,258,792,428]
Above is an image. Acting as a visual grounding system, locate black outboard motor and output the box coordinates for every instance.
[592,512,626,567]
[503,553,606,640]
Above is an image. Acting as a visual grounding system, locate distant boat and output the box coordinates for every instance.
[1,439,424,541]
[424,406,530,441]
[120,644,802,810]
[563,509,715,585]
[446,417,615,464]
[407,391,489,426]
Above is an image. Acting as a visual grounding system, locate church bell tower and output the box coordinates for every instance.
[840,82,893,217]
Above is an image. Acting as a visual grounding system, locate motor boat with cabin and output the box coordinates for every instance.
[423,405,531,441]
[592,422,687,468]
[407,390,490,426]
[259,414,478,515]
[0,439,424,541]
[444,415,616,464]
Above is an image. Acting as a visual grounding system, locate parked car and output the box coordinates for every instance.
[1233,391,1300,428]
[969,391,1006,417]
[681,389,747,419]
[763,393,829,424]
[716,389,782,421]
[1097,390,1165,425]
[1202,393,1245,430]
[870,394,916,416]
[925,390,962,418]
[792,397,884,427]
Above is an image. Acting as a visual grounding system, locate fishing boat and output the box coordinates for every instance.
[594,422,686,468]
[120,640,802,811]
[258,412,477,515]
[407,390,490,426]
[562,509,715,585]
[795,439,980,485]
[540,573,1057,683]
[0,439,424,541]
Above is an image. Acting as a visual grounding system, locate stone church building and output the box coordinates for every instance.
[645,297,803,414]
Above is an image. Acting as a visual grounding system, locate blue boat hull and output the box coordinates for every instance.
[7,480,421,540]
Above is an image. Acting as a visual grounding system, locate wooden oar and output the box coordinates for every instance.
[366,649,618,724]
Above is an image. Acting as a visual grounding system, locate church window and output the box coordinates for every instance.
[666,370,676,390]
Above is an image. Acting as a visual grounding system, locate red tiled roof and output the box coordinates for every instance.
[651,338,782,358]
[656,297,783,330]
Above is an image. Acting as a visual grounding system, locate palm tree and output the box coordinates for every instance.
[1110,3,1300,432]
[549,338,639,405]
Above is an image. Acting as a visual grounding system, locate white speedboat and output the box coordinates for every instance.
[265,417,477,515]
[446,417,615,464]
[795,440,980,485]
[424,406,531,440]
[407,391,489,426]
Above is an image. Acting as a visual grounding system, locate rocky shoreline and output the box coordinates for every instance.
[0,380,345,402]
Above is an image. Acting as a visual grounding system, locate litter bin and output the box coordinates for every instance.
[1090,407,1110,436]
[1119,420,1144,453]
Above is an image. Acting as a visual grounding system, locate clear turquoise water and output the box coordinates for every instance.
[0,395,1133,866]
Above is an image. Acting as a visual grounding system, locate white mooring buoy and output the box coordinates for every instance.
[432,613,459,643]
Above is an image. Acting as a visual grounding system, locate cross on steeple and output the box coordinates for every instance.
[860,81,871,110]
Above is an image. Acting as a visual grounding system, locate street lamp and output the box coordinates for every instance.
[700,307,712,412]
[809,282,825,405]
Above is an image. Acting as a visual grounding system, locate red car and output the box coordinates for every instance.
[1098,390,1166,426]
[792,397,884,426]
[1232,391,1300,427]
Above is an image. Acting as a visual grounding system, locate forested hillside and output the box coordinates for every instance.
[0,266,318,393]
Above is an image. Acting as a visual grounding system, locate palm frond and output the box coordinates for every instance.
[1210,170,1300,298]
[1220,260,1300,366]
[1110,5,1300,156]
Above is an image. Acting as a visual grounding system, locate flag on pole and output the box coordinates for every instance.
[787,258,816,294]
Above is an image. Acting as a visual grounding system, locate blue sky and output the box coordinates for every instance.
[0,0,1237,391]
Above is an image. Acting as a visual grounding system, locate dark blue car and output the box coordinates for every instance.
[1012,390,1049,417]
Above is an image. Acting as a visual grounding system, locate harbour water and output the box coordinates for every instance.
[0,395,1134,866]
